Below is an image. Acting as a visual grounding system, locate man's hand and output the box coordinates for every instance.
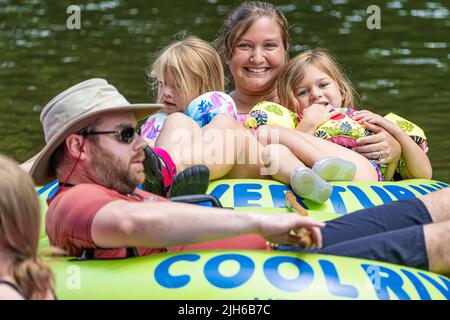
[258,213,325,249]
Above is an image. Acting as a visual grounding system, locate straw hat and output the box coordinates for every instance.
[30,78,162,185]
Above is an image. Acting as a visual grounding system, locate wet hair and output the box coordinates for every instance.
[216,1,290,80]
[278,48,359,114]
[0,155,54,299]
[148,36,225,108]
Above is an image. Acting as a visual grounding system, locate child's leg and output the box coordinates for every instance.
[217,116,267,180]
[260,144,303,183]
[256,125,378,181]
[156,113,237,179]
[157,114,332,202]
[199,115,306,181]
[260,144,332,203]
[156,113,267,180]
[201,114,257,180]
[158,114,324,182]
[209,117,306,181]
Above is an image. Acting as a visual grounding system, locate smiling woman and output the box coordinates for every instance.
[215,1,290,118]
[227,17,286,103]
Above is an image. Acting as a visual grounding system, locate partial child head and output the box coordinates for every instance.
[149,36,225,113]
[216,1,290,88]
[278,49,358,114]
[0,155,54,299]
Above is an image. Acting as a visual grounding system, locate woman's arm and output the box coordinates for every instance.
[353,110,432,179]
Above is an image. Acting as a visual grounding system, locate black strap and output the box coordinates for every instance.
[78,249,95,261]
[78,247,139,261]
[126,247,139,258]
[0,280,25,298]
[57,182,75,187]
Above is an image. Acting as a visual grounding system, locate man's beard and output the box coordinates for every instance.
[90,144,145,194]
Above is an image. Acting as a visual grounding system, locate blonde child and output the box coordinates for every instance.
[141,36,237,143]
[139,36,239,196]
[274,48,431,181]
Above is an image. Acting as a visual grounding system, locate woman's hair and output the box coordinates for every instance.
[148,36,225,107]
[278,48,359,114]
[215,1,290,81]
[0,155,54,299]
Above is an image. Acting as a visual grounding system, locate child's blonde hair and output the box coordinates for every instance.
[0,155,54,299]
[148,36,225,107]
[278,48,359,114]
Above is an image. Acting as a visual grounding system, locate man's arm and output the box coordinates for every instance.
[91,200,324,249]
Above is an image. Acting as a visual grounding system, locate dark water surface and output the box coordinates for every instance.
[1,0,449,182]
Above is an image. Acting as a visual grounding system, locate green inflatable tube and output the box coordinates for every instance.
[206,179,449,220]
[36,179,449,300]
[46,250,449,300]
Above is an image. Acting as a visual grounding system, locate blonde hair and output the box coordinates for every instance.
[148,36,225,107]
[0,155,54,299]
[278,48,359,114]
[216,1,290,83]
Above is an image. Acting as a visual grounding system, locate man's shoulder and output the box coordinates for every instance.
[70,183,114,193]
[61,183,122,197]
[52,183,166,205]
[48,183,120,209]
[46,184,123,235]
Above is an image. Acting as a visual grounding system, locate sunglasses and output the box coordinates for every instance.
[81,126,141,144]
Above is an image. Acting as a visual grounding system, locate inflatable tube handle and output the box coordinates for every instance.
[169,194,223,208]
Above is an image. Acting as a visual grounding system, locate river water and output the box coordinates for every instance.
[1,0,449,182]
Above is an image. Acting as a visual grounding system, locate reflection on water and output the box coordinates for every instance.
[1,0,449,182]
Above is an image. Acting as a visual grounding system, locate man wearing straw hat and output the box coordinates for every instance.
[30,78,324,259]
